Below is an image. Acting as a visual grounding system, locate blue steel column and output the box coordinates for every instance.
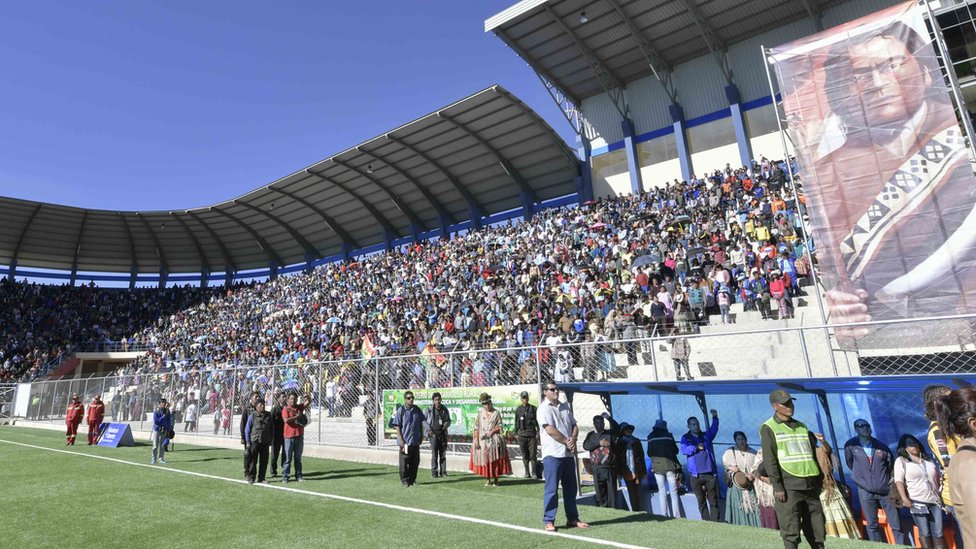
[437,212,451,240]
[575,137,594,203]
[341,242,354,261]
[200,267,210,289]
[224,270,234,287]
[621,118,644,194]
[520,191,535,221]
[384,229,396,251]
[669,104,693,181]
[6,259,16,282]
[158,268,168,289]
[268,261,278,281]
[129,266,138,290]
[468,206,483,232]
[725,84,754,169]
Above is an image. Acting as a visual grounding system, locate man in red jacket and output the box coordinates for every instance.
[87,395,105,445]
[65,394,85,446]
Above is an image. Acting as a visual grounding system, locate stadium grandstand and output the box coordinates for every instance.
[4,0,976,547]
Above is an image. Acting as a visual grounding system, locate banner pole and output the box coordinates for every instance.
[922,0,976,163]
[762,45,839,377]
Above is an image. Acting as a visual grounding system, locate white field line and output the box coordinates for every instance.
[0,438,653,549]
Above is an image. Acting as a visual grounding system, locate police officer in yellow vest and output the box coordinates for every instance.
[760,389,828,549]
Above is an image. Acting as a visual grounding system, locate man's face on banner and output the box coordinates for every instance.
[849,35,930,127]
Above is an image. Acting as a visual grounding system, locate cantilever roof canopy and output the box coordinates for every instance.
[0,85,580,275]
[485,0,838,103]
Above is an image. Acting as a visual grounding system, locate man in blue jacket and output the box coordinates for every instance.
[151,398,172,465]
[843,419,906,544]
[680,409,720,521]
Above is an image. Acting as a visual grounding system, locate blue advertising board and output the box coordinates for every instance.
[97,423,135,448]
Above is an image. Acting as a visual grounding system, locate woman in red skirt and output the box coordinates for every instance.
[470,393,512,486]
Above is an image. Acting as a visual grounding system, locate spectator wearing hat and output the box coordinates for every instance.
[681,409,721,521]
[647,419,683,518]
[760,389,827,549]
[65,393,84,446]
[618,422,647,511]
[86,394,104,445]
[515,390,540,479]
[470,392,512,486]
[425,392,452,478]
[538,382,588,532]
[151,398,172,464]
[391,390,425,487]
[280,392,311,483]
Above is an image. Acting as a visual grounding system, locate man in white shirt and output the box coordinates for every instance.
[537,382,588,532]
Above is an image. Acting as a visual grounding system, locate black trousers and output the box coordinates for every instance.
[593,466,618,508]
[518,435,538,476]
[243,442,251,477]
[366,420,377,447]
[430,432,447,475]
[690,473,720,521]
[774,488,825,549]
[271,436,284,474]
[399,445,420,485]
[246,442,270,481]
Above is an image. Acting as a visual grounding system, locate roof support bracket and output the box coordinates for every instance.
[675,0,732,84]
[385,134,486,220]
[69,211,89,286]
[601,0,678,103]
[209,207,285,270]
[304,168,401,239]
[542,4,629,120]
[355,146,458,225]
[169,213,212,279]
[266,186,359,249]
[232,200,322,262]
[135,213,170,286]
[331,158,428,231]
[7,203,43,281]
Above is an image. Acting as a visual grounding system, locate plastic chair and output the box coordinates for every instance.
[860,508,897,544]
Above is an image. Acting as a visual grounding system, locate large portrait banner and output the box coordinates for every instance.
[769,1,976,348]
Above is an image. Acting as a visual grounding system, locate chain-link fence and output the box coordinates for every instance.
[16,313,976,454]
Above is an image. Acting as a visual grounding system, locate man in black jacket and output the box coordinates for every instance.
[424,392,452,478]
[245,398,274,484]
[515,391,539,479]
[843,419,906,544]
[583,414,621,508]
[239,391,260,479]
[270,392,286,477]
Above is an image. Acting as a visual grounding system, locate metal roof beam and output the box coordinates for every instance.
[304,168,401,238]
[355,146,458,225]
[209,207,285,268]
[675,0,732,83]
[169,213,211,274]
[119,213,139,286]
[385,135,486,218]
[797,0,823,31]
[135,213,169,275]
[438,112,540,205]
[601,0,678,104]
[542,4,628,119]
[69,210,88,286]
[183,211,238,274]
[331,158,428,232]
[232,200,322,262]
[265,185,359,249]
[499,88,584,170]
[11,203,42,260]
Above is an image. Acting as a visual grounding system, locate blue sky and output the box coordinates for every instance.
[0,1,575,211]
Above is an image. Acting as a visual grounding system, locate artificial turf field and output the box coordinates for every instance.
[0,427,874,549]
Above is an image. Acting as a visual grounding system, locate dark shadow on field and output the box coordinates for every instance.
[431,475,543,486]
[584,513,673,526]
[299,468,388,480]
[177,457,237,463]
[165,447,215,452]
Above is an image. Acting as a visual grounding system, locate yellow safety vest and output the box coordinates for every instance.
[764,417,819,478]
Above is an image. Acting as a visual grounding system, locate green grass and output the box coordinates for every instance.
[0,427,873,549]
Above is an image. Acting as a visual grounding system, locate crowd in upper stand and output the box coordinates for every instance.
[1,157,813,383]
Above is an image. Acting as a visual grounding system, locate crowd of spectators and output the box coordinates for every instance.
[2,157,812,388]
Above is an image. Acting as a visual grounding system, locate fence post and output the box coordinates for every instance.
[650,334,659,382]
[318,363,324,445]
[798,329,814,378]
[374,358,380,448]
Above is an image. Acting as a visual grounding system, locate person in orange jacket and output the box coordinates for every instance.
[87,395,105,445]
[65,394,85,446]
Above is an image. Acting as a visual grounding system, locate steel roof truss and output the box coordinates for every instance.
[542,3,628,119]
[303,169,401,238]
[135,213,169,273]
[169,213,211,273]
[209,207,285,268]
[601,0,678,104]
[265,185,359,248]
[184,211,238,273]
[232,200,322,260]
[674,0,732,83]
[356,147,459,225]
[330,158,428,232]
[385,135,486,217]
[10,203,43,262]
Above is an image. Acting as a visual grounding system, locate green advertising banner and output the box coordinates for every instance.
[382,384,539,441]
